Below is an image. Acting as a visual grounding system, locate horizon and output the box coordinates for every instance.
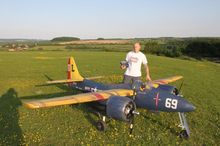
[1,36,220,41]
[1,0,220,39]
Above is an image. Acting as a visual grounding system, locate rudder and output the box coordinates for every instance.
[67,57,84,81]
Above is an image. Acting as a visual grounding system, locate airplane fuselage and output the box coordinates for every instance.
[71,79,195,113]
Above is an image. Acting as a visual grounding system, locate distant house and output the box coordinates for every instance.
[22,44,29,50]
[8,48,15,52]
[7,44,29,52]
[12,44,16,48]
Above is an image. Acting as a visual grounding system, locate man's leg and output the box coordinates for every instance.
[123,75,132,84]
[131,76,141,84]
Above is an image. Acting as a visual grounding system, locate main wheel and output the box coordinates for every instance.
[179,130,189,139]
[96,120,106,131]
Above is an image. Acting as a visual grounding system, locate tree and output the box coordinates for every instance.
[97,38,104,40]
[51,37,80,42]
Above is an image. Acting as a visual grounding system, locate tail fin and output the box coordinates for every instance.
[46,57,102,84]
[67,57,84,81]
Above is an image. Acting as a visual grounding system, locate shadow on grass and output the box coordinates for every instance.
[21,74,80,100]
[81,102,106,125]
[40,74,71,91]
[0,88,24,145]
[141,113,178,136]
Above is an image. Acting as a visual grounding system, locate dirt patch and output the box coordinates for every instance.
[34,57,54,60]
[34,56,67,60]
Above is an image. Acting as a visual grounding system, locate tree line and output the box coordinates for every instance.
[143,38,220,59]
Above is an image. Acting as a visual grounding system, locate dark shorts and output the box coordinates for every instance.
[123,75,141,84]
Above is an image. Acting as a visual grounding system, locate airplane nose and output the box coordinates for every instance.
[185,102,196,112]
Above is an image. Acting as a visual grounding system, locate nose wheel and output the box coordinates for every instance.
[179,129,189,139]
[178,112,190,139]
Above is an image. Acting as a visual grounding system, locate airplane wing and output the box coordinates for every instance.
[151,75,183,85]
[23,89,133,109]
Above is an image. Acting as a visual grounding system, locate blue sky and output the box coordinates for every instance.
[0,0,219,39]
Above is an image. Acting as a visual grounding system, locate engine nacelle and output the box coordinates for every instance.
[106,96,136,122]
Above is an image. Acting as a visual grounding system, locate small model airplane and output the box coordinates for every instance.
[23,57,195,139]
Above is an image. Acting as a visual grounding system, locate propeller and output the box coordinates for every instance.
[177,79,184,95]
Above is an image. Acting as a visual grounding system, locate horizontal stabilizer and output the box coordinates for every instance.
[46,79,82,84]
[46,76,103,84]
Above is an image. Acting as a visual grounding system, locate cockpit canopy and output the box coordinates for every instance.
[131,80,153,92]
[132,80,179,95]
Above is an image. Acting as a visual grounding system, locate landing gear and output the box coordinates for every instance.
[129,122,134,136]
[178,112,190,139]
[96,116,107,131]
[96,120,106,131]
[179,130,189,139]
[87,103,107,131]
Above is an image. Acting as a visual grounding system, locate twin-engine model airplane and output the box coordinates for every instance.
[23,57,195,139]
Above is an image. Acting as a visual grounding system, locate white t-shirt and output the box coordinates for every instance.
[124,51,148,77]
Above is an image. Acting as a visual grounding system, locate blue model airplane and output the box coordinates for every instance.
[23,57,196,139]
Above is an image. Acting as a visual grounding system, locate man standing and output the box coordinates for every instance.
[121,42,151,84]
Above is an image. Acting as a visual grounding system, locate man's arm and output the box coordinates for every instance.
[121,53,129,70]
[145,64,152,81]
[142,54,151,81]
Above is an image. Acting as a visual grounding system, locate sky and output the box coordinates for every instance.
[0,0,219,39]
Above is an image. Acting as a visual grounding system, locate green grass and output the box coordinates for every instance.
[30,44,132,52]
[0,51,219,145]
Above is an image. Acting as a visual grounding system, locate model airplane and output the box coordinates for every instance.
[23,57,195,139]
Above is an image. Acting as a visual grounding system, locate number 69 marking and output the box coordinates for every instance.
[165,98,178,109]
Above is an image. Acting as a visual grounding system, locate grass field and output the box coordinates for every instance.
[29,44,133,52]
[0,51,219,145]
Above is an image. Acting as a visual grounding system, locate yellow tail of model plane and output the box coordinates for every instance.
[67,57,84,81]
[46,57,103,84]
[46,57,84,84]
